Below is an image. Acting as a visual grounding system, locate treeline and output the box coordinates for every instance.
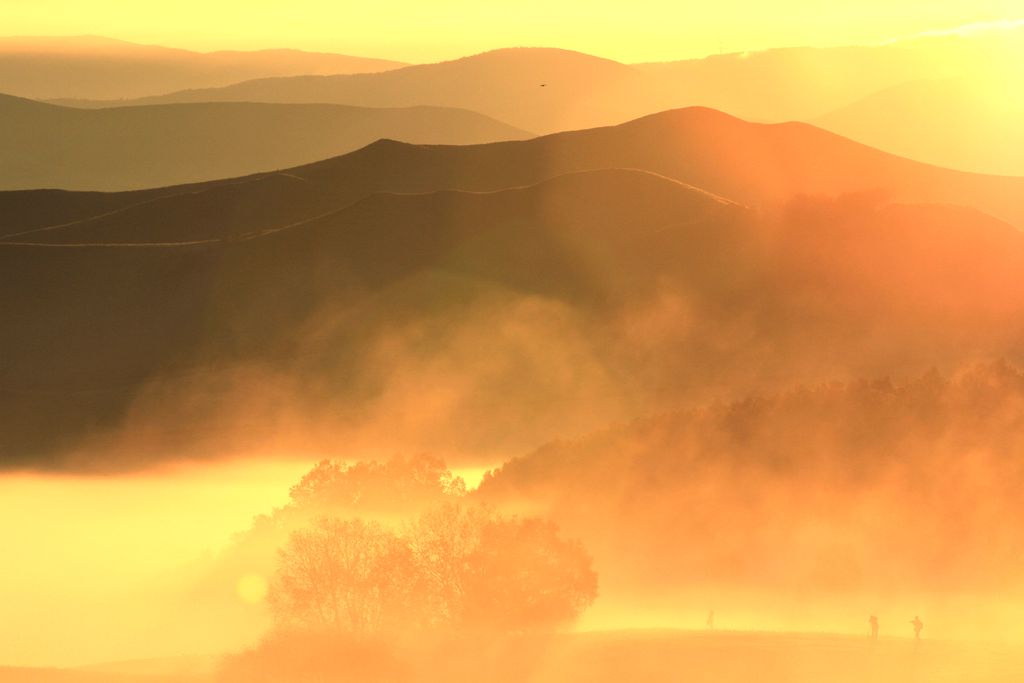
[478,361,1024,592]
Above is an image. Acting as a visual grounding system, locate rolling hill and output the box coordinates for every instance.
[3,107,1022,241]
[0,35,404,101]
[814,77,1024,176]
[2,146,1023,469]
[0,94,531,191]
[60,48,668,134]
[633,24,1024,123]
[633,44,931,122]
[54,24,1024,152]
[0,169,741,466]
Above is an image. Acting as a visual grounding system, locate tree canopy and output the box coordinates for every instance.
[268,503,598,635]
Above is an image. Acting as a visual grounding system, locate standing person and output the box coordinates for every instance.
[706,610,715,630]
[911,616,923,640]
[868,615,879,641]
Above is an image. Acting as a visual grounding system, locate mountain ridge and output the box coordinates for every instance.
[3,107,1019,242]
[2,160,1023,468]
[0,94,531,191]
[0,36,405,101]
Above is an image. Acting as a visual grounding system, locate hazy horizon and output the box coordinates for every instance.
[1,17,1023,64]
[3,3,1023,681]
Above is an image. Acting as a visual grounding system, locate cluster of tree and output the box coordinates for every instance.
[196,454,468,605]
[477,361,1024,592]
[483,360,1024,491]
[286,454,468,516]
[268,503,598,635]
[218,500,598,682]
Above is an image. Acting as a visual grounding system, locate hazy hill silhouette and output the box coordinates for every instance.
[0,35,404,101]
[634,26,1024,122]
[59,26,1024,140]
[634,45,931,122]
[0,94,530,191]
[3,107,1022,241]
[814,77,1024,176]
[0,169,734,465]
[2,161,1023,468]
[64,48,666,133]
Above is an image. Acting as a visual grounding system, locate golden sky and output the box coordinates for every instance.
[2,0,1022,61]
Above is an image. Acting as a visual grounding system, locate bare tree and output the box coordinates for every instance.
[269,504,598,635]
[461,515,599,632]
[268,518,418,634]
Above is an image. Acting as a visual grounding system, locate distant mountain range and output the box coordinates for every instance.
[2,108,1022,468]
[0,35,404,101]
[55,39,1005,128]
[30,28,1021,174]
[4,107,1021,237]
[0,94,530,191]
[814,77,1024,176]
[54,48,668,133]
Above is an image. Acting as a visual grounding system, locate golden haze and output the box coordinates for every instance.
[0,1,1020,60]
[2,6,1024,682]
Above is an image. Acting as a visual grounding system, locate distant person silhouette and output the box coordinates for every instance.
[869,615,879,641]
[911,616,923,640]
[707,610,715,630]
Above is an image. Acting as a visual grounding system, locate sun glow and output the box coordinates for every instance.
[0,459,309,667]
[1,2,1021,62]
[236,574,270,604]
[3,0,1024,679]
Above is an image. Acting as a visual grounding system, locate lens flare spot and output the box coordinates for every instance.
[236,574,268,604]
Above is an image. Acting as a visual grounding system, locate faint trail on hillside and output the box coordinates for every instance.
[0,172,309,242]
[0,203,349,248]
[0,238,221,248]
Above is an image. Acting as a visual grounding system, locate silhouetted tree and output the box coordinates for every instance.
[198,455,468,617]
[407,503,492,627]
[288,454,467,515]
[267,504,598,635]
[268,518,419,634]
[461,515,599,632]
